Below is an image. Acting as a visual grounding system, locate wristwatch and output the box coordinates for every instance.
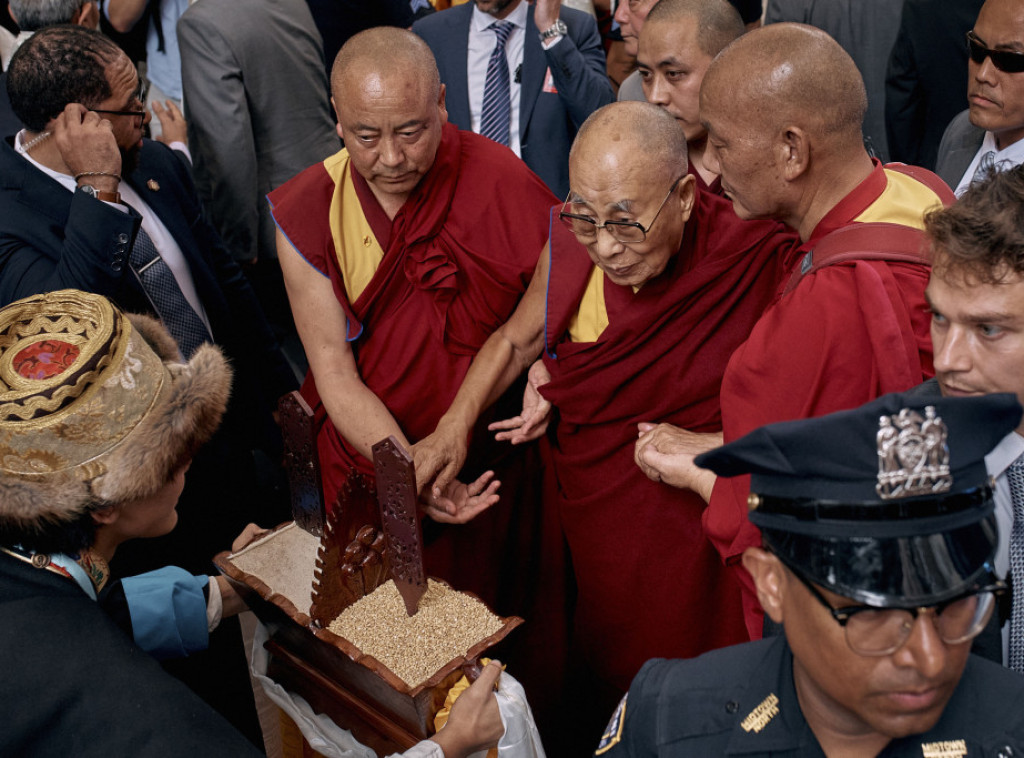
[78,184,122,204]
[539,19,567,42]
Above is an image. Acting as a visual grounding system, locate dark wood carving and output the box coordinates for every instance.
[277,391,324,536]
[372,436,427,616]
[309,471,388,627]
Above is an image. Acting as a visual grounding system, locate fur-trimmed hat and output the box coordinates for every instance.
[0,289,232,533]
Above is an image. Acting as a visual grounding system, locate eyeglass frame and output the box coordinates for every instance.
[90,78,148,120]
[558,176,684,244]
[780,555,1005,656]
[966,30,1024,74]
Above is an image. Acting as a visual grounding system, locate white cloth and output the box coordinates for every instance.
[954,130,1024,196]
[14,131,211,335]
[986,430,1024,665]
[468,2,527,156]
[249,623,546,758]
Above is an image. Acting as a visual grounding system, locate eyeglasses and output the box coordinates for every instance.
[786,560,1004,656]
[91,79,148,120]
[558,177,683,244]
[967,31,1024,74]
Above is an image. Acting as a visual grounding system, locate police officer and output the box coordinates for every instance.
[597,392,1024,756]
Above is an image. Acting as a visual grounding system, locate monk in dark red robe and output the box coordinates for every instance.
[270,30,556,602]
[635,24,953,639]
[415,104,797,720]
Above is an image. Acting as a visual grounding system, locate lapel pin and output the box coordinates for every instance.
[147,179,160,192]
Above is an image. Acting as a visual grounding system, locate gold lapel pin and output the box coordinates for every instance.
[147,179,160,192]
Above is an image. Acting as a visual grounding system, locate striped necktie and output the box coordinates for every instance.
[480,20,515,147]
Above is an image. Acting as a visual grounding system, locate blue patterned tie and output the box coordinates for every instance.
[1008,455,1024,672]
[480,21,514,147]
[130,225,212,359]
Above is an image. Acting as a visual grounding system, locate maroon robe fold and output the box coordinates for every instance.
[539,188,797,692]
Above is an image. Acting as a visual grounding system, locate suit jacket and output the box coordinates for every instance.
[935,108,986,189]
[414,3,614,198]
[885,0,983,170]
[177,0,340,263]
[0,138,295,570]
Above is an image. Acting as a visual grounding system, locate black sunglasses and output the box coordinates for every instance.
[967,31,1024,74]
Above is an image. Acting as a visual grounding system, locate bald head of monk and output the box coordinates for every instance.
[563,102,696,289]
[699,23,873,240]
[329,27,448,217]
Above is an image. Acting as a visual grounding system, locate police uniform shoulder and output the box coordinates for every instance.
[955,654,1024,733]
[630,640,779,743]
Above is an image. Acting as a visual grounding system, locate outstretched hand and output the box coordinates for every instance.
[151,100,188,146]
[488,359,552,445]
[412,421,470,504]
[421,470,501,524]
[634,423,722,503]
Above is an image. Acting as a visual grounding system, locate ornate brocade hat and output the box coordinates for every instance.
[696,392,1022,607]
[0,290,231,531]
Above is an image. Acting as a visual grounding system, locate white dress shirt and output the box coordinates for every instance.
[985,429,1024,665]
[15,131,212,336]
[468,2,528,156]
[954,131,1024,197]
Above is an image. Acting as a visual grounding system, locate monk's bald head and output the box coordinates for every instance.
[570,101,689,185]
[702,23,866,143]
[331,27,441,104]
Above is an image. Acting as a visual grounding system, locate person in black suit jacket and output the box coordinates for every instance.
[0,26,297,744]
[414,0,614,198]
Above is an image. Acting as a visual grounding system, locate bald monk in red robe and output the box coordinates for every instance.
[269,28,557,591]
[416,102,797,711]
[634,24,955,639]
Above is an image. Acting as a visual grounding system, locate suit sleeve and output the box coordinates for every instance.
[0,190,141,306]
[545,11,615,129]
[177,11,260,264]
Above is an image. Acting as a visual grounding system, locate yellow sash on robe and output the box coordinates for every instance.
[324,150,385,304]
[855,168,945,230]
[567,264,610,343]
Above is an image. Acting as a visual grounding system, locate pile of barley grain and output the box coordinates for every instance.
[328,579,503,687]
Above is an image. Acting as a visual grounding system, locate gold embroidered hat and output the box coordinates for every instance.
[0,289,231,531]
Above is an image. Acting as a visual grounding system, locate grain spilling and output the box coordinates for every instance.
[329,579,503,687]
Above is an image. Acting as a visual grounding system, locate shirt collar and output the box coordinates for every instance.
[471,0,528,34]
[986,430,1024,479]
[14,130,77,193]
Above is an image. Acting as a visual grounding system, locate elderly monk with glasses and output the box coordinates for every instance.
[597,391,1024,757]
[414,101,797,730]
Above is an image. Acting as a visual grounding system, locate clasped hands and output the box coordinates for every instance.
[634,423,721,503]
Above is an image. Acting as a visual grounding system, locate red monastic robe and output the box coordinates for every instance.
[703,162,953,638]
[269,124,557,600]
[538,188,797,693]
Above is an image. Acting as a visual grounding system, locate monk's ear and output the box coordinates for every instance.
[331,97,344,141]
[775,126,810,182]
[675,173,697,224]
[743,547,786,624]
[437,83,448,125]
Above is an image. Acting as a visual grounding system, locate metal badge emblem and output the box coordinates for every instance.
[876,405,952,499]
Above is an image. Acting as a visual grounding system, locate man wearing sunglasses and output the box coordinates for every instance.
[597,392,1024,756]
[936,0,1024,194]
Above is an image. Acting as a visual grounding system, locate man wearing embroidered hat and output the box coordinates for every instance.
[597,391,1024,756]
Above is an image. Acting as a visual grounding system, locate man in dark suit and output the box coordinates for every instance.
[0,25,296,744]
[413,0,614,197]
[935,0,1024,193]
